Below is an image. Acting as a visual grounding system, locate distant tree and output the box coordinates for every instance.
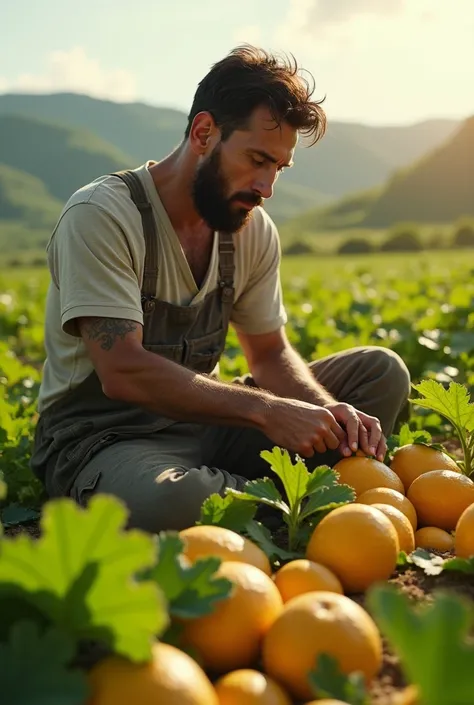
[283,240,315,255]
[453,219,474,248]
[338,238,375,255]
[381,226,422,252]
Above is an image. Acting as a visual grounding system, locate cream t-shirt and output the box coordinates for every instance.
[38,162,287,412]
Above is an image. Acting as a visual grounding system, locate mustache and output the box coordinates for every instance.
[231,192,263,208]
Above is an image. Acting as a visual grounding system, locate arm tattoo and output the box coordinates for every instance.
[84,318,138,351]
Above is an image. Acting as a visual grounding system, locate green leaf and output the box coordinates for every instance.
[397,423,432,448]
[308,653,369,705]
[0,504,40,527]
[0,620,88,705]
[143,532,233,619]
[0,470,6,501]
[299,466,355,521]
[197,492,258,532]
[386,424,432,457]
[443,556,474,574]
[260,447,310,512]
[227,478,289,514]
[300,484,355,521]
[367,585,474,705]
[410,380,474,432]
[244,521,301,562]
[404,548,446,575]
[0,495,167,662]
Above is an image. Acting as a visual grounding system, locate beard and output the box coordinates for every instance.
[191,143,262,234]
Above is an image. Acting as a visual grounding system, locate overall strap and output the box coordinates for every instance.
[218,231,235,305]
[111,170,158,309]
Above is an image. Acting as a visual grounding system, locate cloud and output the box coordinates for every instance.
[273,0,474,123]
[307,0,405,26]
[0,47,137,102]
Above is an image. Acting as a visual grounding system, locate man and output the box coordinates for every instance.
[30,45,411,533]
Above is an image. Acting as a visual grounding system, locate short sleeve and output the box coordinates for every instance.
[231,214,288,335]
[48,202,144,337]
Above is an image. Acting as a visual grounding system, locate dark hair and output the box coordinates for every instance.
[184,45,326,146]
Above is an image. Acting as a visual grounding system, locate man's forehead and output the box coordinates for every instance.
[240,107,298,160]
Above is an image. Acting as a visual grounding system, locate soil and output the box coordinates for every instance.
[4,521,473,705]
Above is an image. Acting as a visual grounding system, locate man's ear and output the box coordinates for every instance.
[188,111,219,155]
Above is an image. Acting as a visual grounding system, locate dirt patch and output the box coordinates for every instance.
[3,519,41,539]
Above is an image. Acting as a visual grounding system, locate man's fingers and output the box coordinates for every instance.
[313,437,327,454]
[331,421,346,442]
[345,413,360,452]
[324,429,342,451]
[358,423,372,455]
[376,436,388,462]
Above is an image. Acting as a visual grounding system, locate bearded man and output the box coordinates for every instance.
[31,45,410,533]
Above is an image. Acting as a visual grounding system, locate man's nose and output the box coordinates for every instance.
[252,178,274,200]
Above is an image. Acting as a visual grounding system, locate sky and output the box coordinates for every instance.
[2,0,474,125]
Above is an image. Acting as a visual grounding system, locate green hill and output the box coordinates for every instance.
[363,116,474,226]
[283,115,474,234]
[0,163,62,227]
[0,113,134,203]
[0,92,460,223]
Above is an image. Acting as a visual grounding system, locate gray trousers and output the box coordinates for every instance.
[70,346,410,533]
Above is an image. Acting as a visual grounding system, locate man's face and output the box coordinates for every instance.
[192,106,297,234]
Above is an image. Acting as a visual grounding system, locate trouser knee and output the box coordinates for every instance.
[128,465,235,534]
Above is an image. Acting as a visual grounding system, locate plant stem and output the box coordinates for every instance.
[454,423,472,477]
[287,505,300,552]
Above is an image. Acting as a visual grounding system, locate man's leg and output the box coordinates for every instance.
[69,422,246,533]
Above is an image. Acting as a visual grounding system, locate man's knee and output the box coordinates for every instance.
[367,346,411,402]
[74,463,237,535]
[145,465,228,533]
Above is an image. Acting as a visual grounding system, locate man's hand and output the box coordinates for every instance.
[261,398,346,458]
[324,402,387,462]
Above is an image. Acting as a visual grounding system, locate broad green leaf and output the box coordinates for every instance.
[260,447,310,511]
[0,620,88,705]
[244,521,301,562]
[443,556,474,574]
[305,465,338,495]
[367,585,474,705]
[300,484,355,521]
[308,653,369,705]
[0,495,167,661]
[143,532,233,619]
[411,380,474,432]
[227,478,289,514]
[197,492,257,532]
[299,466,355,521]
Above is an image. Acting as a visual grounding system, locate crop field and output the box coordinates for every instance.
[1,249,474,705]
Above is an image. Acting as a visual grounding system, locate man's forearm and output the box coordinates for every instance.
[250,344,336,406]
[105,347,276,429]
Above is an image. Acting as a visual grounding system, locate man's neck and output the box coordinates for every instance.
[147,149,210,235]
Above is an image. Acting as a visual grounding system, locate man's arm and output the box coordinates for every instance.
[237,326,386,461]
[78,316,345,458]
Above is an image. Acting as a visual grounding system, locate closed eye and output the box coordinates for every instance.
[251,155,265,167]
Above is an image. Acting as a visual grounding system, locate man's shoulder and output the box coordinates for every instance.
[60,168,141,218]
